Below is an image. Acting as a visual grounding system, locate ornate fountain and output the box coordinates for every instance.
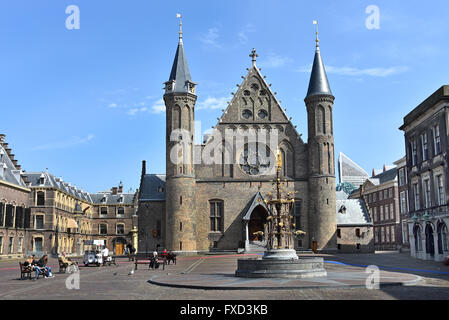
[235,149,327,278]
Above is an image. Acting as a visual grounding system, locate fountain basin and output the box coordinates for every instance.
[235,256,327,279]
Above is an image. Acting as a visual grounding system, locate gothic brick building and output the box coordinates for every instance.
[138,26,338,254]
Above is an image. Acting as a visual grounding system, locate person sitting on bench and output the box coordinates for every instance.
[60,251,73,266]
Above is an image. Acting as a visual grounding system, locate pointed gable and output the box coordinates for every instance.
[242,191,271,220]
[219,65,290,125]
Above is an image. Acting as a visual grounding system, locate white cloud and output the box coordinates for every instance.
[127,107,148,116]
[298,64,409,77]
[32,134,95,151]
[259,54,292,68]
[200,28,221,48]
[108,103,118,108]
[150,98,166,114]
[238,24,256,44]
[197,96,228,111]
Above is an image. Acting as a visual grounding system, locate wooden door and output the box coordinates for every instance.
[115,243,124,255]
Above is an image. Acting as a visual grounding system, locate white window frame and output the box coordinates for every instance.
[437,175,445,206]
[411,140,418,166]
[413,183,420,210]
[400,191,407,214]
[35,214,45,230]
[433,125,441,155]
[421,132,428,161]
[424,179,431,208]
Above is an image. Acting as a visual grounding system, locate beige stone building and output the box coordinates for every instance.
[0,134,31,259]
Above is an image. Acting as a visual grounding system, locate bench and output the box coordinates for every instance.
[58,259,68,273]
[134,254,166,270]
[19,262,32,280]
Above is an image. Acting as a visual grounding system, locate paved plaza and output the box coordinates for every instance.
[0,252,449,300]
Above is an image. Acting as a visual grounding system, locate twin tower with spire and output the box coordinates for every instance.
[158,18,337,253]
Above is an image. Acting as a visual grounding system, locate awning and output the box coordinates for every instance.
[67,218,78,229]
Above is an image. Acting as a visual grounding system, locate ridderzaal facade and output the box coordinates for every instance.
[137,25,338,255]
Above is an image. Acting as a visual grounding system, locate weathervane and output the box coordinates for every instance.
[177,13,183,43]
[313,20,319,48]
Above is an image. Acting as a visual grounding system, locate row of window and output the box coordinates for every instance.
[371,203,396,223]
[412,174,445,211]
[336,228,362,238]
[98,223,125,235]
[0,203,31,229]
[0,236,23,255]
[374,225,396,244]
[99,206,126,217]
[366,187,394,203]
[409,125,441,166]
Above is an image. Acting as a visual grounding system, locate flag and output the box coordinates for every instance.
[177,13,181,18]
[313,20,317,25]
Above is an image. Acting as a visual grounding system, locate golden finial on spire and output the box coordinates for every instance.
[177,13,183,43]
[313,20,319,48]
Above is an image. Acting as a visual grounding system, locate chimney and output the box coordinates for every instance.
[383,164,386,172]
[118,181,123,193]
[372,168,375,177]
[111,187,118,195]
[141,160,146,176]
[0,134,5,145]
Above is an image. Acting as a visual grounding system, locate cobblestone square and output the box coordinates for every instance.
[1,252,448,301]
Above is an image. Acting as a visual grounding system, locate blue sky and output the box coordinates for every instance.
[1,0,448,192]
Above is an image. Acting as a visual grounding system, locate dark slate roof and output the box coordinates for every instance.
[0,144,28,188]
[25,172,92,202]
[336,199,372,226]
[306,46,332,98]
[241,191,272,220]
[139,174,166,201]
[370,168,397,185]
[90,192,135,205]
[167,41,192,93]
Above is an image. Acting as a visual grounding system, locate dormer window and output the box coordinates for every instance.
[188,82,196,94]
[0,163,6,179]
[158,186,164,193]
[39,174,45,185]
[101,196,107,204]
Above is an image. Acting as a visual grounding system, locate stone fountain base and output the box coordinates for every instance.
[235,250,327,279]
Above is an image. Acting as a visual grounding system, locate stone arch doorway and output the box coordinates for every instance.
[437,221,448,254]
[425,223,435,256]
[413,224,422,253]
[248,205,268,241]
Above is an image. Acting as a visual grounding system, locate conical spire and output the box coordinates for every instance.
[306,26,332,98]
[167,14,193,93]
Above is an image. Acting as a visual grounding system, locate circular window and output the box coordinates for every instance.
[238,144,274,176]
[258,109,268,119]
[242,109,252,119]
[244,90,251,96]
[260,89,267,96]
